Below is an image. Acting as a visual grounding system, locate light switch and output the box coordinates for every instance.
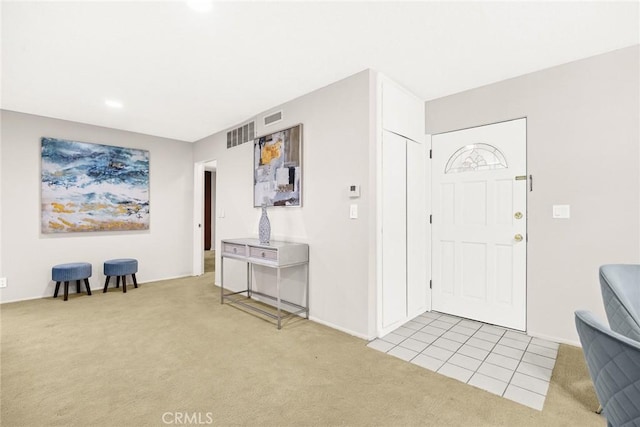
[349,204,358,219]
[552,205,570,219]
[218,209,225,218]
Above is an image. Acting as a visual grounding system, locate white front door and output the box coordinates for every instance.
[431,119,527,331]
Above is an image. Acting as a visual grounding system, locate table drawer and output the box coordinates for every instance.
[223,243,246,256]
[249,247,278,261]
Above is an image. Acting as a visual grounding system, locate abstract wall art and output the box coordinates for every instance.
[254,124,302,207]
[41,137,150,233]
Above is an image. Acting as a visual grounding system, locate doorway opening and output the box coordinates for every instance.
[193,160,217,277]
[204,167,216,273]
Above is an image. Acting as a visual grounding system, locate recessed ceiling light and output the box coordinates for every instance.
[186,0,213,13]
[105,99,123,109]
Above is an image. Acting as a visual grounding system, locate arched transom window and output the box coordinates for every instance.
[444,143,508,174]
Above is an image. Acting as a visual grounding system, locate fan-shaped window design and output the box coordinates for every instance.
[445,143,508,174]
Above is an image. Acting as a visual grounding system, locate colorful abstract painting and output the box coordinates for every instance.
[41,137,149,233]
[254,124,302,207]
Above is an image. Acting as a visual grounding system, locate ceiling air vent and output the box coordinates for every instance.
[263,110,282,127]
[226,121,255,149]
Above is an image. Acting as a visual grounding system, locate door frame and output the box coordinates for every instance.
[193,159,217,276]
[429,117,528,330]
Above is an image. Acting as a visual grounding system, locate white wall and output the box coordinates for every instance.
[7,46,632,343]
[193,70,376,338]
[425,45,640,344]
[0,111,194,302]
[0,117,3,284]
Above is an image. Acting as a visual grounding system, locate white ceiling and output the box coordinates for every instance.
[2,1,638,142]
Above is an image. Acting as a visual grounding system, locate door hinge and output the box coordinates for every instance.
[429,214,432,224]
[429,149,432,159]
[429,279,432,289]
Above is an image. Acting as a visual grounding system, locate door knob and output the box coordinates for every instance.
[514,234,523,242]
[514,212,523,219]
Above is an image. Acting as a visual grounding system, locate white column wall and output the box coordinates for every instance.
[193,71,375,338]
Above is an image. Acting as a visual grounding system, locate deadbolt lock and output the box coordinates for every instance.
[514,234,524,242]
[514,212,523,220]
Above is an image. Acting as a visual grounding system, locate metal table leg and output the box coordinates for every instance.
[220,256,224,304]
[306,263,310,319]
[247,262,252,298]
[277,267,282,329]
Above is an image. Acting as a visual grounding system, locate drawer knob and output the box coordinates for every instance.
[261,251,266,258]
[233,247,237,253]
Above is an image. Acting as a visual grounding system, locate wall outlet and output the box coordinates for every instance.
[0,277,7,288]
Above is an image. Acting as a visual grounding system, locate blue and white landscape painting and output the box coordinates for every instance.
[41,137,149,233]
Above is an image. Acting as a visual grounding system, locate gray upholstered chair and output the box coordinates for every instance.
[599,264,640,342]
[575,310,640,427]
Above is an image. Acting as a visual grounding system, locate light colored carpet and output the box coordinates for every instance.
[204,250,215,273]
[1,272,603,426]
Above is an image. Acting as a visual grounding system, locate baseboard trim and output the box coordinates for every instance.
[0,294,44,304]
[210,285,369,340]
[527,331,581,348]
[136,274,191,284]
[309,316,371,340]
[0,274,194,304]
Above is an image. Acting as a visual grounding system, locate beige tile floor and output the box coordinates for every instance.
[367,311,559,410]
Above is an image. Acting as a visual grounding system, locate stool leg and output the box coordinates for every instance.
[76,280,81,294]
[132,273,138,288]
[116,276,120,288]
[123,276,127,293]
[103,276,111,293]
[64,281,69,301]
[54,281,61,298]
[84,278,92,296]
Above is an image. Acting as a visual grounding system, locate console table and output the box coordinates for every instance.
[220,238,309,329]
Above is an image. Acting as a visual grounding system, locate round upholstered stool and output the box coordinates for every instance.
[52,262,92,301]
[103,259,138,293]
